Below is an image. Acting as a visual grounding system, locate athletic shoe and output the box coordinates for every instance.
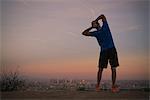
[111,85,119,93]
[95,84,101,92]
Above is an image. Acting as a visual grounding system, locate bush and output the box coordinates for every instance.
[0,69,25,91]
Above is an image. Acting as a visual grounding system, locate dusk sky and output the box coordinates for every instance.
[1,0,149,80]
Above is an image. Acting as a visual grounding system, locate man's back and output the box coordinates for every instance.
[90,20,115,51]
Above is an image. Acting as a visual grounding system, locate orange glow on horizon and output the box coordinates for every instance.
[20,54,148,80]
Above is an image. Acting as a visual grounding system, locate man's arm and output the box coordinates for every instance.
[95,14,106,22]
[82,26,93,36]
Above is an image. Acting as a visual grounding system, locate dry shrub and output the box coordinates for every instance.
[0,67,25,91]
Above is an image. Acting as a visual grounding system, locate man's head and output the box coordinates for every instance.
[92,20,100,28]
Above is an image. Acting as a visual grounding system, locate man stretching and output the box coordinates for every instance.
[82,14,119,92]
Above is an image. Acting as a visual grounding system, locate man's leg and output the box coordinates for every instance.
[111,67,119,92]
[96,49,107,91]
[111,68,116,86]
[96,68,103,87]
[109,47,119,86]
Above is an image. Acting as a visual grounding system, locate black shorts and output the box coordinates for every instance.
[99,47,119,68]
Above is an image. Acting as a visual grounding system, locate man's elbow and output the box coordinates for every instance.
[100,14,105,17]
[101,14,106,21]
[82,30,91,36]
[82,32,84,35]
[82,31,86,36]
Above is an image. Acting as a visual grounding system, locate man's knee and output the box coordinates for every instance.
[111,67,116,72]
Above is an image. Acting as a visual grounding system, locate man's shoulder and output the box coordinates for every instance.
[102,20,109,30]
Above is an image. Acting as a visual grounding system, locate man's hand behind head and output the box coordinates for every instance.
[92,20,100,28]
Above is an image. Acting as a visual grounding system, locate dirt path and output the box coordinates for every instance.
[1,90,149,100]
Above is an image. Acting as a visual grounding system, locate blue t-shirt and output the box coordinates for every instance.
[90,20,115,51]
